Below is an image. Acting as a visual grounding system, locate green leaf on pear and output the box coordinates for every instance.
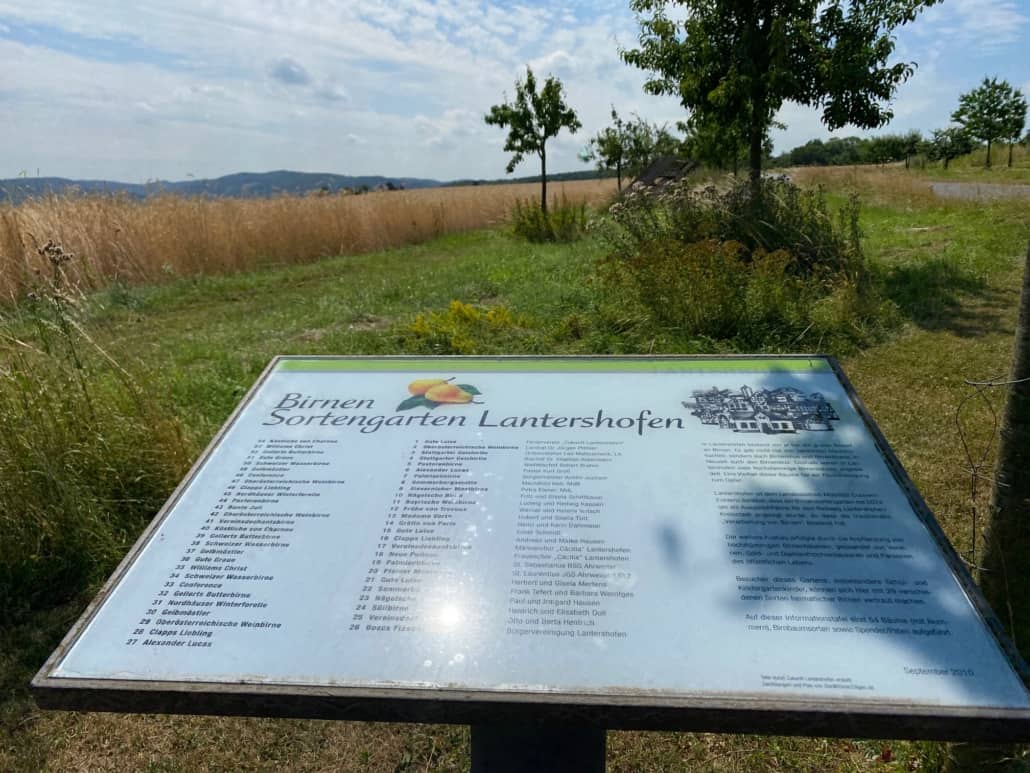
[455,384,481,395]
[397,395,433,411]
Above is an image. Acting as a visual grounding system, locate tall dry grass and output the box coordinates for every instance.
[788,164,938,205]
[0,179,616,301]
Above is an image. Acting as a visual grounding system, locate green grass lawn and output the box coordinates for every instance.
[2,189,1029,771]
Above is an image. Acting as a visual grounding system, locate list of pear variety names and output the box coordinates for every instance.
[127,437,344,651]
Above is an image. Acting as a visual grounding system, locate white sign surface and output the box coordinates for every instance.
[48,357,1030,709]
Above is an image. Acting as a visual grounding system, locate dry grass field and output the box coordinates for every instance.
[0,179,616,302]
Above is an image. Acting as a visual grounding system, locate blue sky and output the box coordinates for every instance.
[1,0,1028,183]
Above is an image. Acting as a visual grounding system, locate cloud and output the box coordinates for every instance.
[2,0,1024,181]
[529,49,576,76]
[414,108,489,150]
[269,57,311,86]
[913,0,1029,52]
[315,81,349,102]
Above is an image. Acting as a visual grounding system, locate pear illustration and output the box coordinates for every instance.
[408,378,451,396]
[397,378,482,410]
[425,383,473,404]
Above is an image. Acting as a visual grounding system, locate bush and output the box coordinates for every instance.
[604,177,864,278]
[401,299,539,354]
[511,195,587,243]
[0,244,188,622]
[593,178,894,353]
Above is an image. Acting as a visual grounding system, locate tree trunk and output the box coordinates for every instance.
[616,159,622,193]
[986,140,993,168]
[1008,142,1014,168]
[944,156,950,169]
[749,121,763,187]
[540,149,547,214]
[950,244,1030,770]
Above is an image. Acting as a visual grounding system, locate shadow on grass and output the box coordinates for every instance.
[0,600,87,770]
[879,258,1015,338]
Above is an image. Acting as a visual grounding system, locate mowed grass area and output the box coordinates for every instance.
[0,178,617,302]
[3,170,1030,771]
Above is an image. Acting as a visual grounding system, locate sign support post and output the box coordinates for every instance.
[470,725,605,772]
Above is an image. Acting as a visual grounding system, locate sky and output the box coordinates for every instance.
[1,0,1028,183]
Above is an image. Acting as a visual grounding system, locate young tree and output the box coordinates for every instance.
[1004,89,1028,168]
[866,133,907,165]
[621,0,939,186]
[582,109,683,190]
[679,118,756,175]
[485,67,581,212]
[926,127,975,169]
[581,108,631,191]
[582,108,684,189]
[902,130,923,168]
[952,77,1027,168]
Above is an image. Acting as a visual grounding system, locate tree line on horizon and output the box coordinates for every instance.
[772,77,1029,171]
[483,0,1027,208]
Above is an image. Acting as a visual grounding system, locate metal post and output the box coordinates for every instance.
[470,725,606,773]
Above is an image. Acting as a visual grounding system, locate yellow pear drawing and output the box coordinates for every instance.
[408,378,449,396]
[424,383,473,404]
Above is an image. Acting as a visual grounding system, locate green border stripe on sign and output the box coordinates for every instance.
[276,358,831,373]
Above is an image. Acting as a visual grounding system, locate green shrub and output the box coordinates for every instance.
[593,179,894,353]
[0,243,188,623]
[511,195,587,243]
[604,177,864,278]
[401,299,539,354]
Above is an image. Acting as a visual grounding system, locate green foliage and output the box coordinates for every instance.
[0,244,188,622]
[510,195,587,243]
[772,136,867,166]
[581,107,682,190]
[621,0,939,180]
[952,77,1028,167]
[867,133,908,164]
[679,117,771,174]
[484,67,581,212]
[401,300,537,355]
[594,178,888,351]
[772,131,923,168]
[605,178,864,278]
[901,130,923,168]
[926,127,976,169]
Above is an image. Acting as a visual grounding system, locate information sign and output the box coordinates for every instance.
[33,356,1030,740]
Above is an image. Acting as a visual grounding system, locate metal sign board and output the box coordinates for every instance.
[33,356,1030,740]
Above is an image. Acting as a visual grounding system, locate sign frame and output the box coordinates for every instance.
[31,355,1030,741]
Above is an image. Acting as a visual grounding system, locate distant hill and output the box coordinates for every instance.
[0,170,442,203]
[0,168,611,203]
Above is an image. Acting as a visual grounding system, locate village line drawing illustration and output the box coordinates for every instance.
[684,386,840,434]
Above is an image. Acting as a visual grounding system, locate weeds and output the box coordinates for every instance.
[510,195,588,243]
[593,178,894,353]
[0,242,188,622]
[402,300,538,354]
